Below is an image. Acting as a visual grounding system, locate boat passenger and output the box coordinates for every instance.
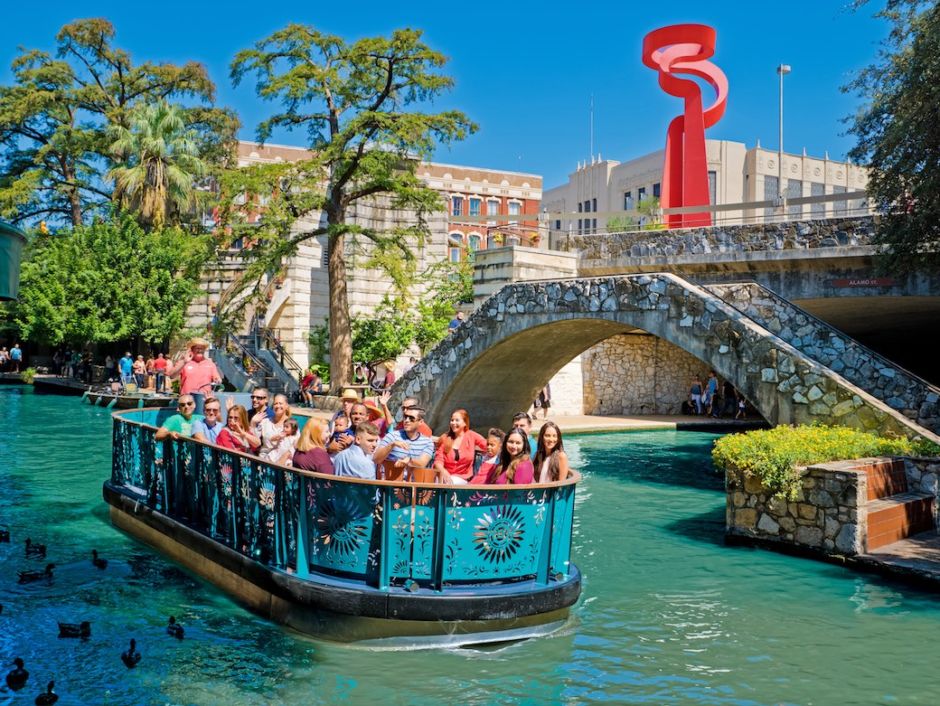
[167,337,222,415]
[486,429,534,485]
[266,418,299,466]
[154,395,204,441]
[258,394,292,459]
[533,421,571,483]
[470,428,505,484]
[292,418,334,475]
[326,402,369,456]
[333,389,359,424]
[435,409,486,485]
[215,405,260,453]
[512,412,533,453]
[333,421,380,480]
[327,414,354,456]
[372,405,434,479]
[192,397,224,445]
[394,397,434,437]
[245,387,276,435]
[363,394,392,436]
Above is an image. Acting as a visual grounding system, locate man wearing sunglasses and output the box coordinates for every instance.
[246,387,276,437]
[155,394,204,441]
[394,398,434,437]
[372,406,434,477]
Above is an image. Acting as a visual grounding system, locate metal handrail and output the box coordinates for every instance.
[110,409,579,590]
[259,326,305,378]
[223,333,271,381]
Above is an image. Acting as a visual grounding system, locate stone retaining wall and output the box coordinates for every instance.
[560,217,876,261]
[582,334,707,415]
[726,459,872,555]
[709,282,940,434]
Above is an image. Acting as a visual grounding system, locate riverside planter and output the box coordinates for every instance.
[0,220,27,301]
[725,461,866,555]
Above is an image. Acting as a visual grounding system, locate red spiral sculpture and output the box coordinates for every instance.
[642,24,728,228]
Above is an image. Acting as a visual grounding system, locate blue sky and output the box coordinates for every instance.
[0,1,888,188]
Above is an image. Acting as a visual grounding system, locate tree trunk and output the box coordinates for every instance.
[327,228,353,394]
[63,163,83,226]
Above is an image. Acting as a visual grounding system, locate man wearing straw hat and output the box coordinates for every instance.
[168,337,222,415]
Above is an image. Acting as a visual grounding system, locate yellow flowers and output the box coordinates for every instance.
[713,425,939,499]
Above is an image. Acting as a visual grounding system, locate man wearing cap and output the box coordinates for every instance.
[168,337,222,415]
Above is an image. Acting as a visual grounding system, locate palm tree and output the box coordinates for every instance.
[107,100,207,228]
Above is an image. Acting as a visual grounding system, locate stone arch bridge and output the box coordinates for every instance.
[392,273,940,443]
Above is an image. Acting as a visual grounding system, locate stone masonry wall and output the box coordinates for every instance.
[582,334,705,415]
[709,282,940,434]
[396,273,939,438]
[560,217,876,261]
[905,457,940,526]
[726,460,869,555]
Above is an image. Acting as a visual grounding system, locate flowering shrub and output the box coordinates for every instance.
[713,425,940,499]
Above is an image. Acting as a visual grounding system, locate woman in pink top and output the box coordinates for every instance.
[486,429,534,485]
[435,409,486,484]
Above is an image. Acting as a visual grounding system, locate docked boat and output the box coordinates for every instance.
[32,375,90,396]
[84,387,176,409]
[104,407,581,647]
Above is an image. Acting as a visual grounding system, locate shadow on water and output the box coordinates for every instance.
[580,437,725,493]
[663,505,727,547]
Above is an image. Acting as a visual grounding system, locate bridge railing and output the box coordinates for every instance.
[110,409,578,591]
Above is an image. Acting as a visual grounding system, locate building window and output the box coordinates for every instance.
[449,247,461,262]
[832,185,847,215]
[811,182,825,218]
[468,233,482,251]
[592,198,597,212]
[452,196,463,217]
[554,219,561,230]
[653,182,661,198]
[707,170,717,205]
[487,200,499,216]
[592,218,597,233]
[577,202,583,213]
[787,179,802,218]
[583,200,591,213]
[578,218,583,233]
[508,201,521,226]
[763,176,779,219]
[469,198,481,217]
[624,191,634,211]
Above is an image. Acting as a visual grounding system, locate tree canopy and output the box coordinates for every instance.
[0,18,237,227]
[846,0,940,270]
[13,216,213,347]
[225,24,475,390]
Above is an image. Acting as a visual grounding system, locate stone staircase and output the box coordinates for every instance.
[863,459,935,550]
[707,281,940,435]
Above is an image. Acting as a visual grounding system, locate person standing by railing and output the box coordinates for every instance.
[167,337,222,415]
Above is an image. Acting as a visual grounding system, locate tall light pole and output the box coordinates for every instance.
[777,64,791,205]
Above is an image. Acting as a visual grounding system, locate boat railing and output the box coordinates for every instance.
[110,408,578,591]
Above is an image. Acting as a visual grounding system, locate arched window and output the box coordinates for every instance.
[448,232,464,262]
[468,233,482,251]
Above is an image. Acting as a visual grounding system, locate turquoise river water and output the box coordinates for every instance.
[1,385,938,705]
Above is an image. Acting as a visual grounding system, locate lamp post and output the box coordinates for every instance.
[777,64,791,206]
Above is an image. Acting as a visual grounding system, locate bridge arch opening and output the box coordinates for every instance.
[429,318,758,431]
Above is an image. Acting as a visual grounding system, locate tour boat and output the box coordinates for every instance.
[103,407,581,647]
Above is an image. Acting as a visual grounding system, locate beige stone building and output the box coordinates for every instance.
[542,140,869,242]
[208,141,543,367]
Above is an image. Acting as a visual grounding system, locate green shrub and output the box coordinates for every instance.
[712,425,940,499]
[21,367,37,384]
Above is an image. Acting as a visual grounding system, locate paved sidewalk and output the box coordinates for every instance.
[859,531,940,584]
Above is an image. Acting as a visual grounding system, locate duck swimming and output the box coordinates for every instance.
[57,621,91,639]
[17,563,55,584]
[91,550,108,570]
[24,538,46,559]
[5,657,28,690]
[34,680,57,705]
[121,638,141,668]
[166,616,184,640]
